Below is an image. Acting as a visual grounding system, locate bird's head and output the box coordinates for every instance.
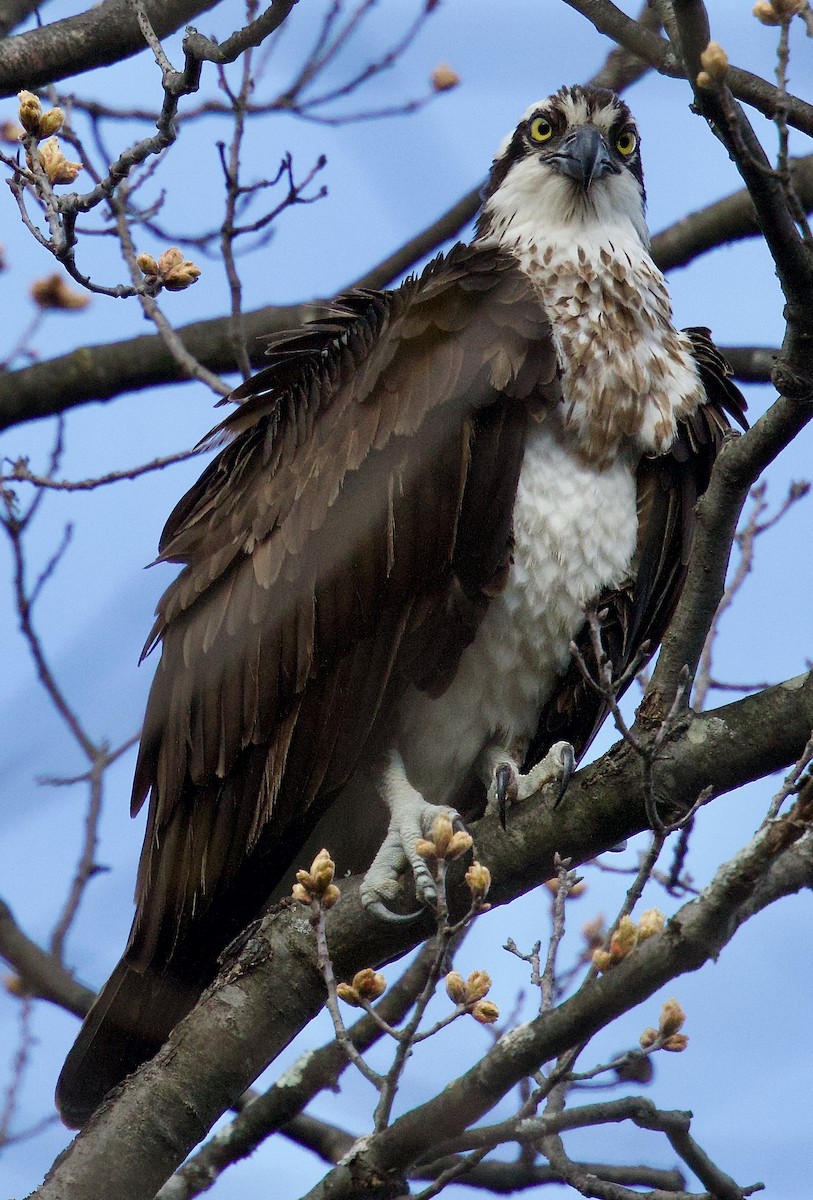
[476,86,648,248]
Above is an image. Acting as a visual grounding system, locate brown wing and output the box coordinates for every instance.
[129,242,558,965]
[525,328,748,768]
[57,243,559,1126]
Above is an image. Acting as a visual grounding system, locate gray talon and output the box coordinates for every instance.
[360,750,460,920]
[495,763,515,829]
[365,900,425,924]
[555,743,576,804]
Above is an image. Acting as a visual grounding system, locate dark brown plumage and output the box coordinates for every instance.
[56,244,561,1125]
[56,91,747,1129]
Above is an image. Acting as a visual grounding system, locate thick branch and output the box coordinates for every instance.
[0,0,219,96]
[308,792,813,1199]
[652,154,813,271]
[34,672,813,1199]
[282,1111,687,1194]
[155,943,442,1200]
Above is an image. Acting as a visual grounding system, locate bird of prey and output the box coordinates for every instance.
[56,85,745,1126]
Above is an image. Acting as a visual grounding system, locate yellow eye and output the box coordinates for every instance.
[529,115,553,143]
[616,129,637,156]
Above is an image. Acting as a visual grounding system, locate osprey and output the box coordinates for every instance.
[57,85,745,1126]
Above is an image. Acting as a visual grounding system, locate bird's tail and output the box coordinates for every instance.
[55,953,204,1128]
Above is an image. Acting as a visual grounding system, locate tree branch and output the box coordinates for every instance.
[0,0,220,96]
[155,942,444,1200]
[649,391,813,708]
[274,783,813,1198]
[33,672,813,1199]
[4,155,810,434]
[0,899,95,1018]
[561,0,813,135]
[652,154,813,271]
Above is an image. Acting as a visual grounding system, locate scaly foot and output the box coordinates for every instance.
[486,740,575,828]
[360,751,461,922]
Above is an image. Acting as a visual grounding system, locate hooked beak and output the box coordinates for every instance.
[546,124,620,190]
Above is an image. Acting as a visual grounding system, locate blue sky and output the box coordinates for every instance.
[1,2,812,1196]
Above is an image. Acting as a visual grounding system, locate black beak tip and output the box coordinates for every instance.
[549,125,619,189]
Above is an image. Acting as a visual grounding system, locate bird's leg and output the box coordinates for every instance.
[361,750,461,922]
[482,740,575,828]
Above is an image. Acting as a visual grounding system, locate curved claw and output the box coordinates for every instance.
[495,763,515,830]
[554,743,576,806]
[365,900,426,924]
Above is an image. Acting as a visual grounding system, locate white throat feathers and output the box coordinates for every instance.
[478,88,704,464]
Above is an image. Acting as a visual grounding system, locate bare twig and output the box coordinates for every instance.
[0,899,95,1017]
[764,730,813,822]
[693,481,809,711]
[2,444,208,492]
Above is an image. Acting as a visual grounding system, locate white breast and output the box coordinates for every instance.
[394,426,638,803]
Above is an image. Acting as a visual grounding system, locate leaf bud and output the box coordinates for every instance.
[470,999,499,1024]
[658,997,685,1038]
[157,247,184,275]
[582,914,606,949]
[38,107,64,138]
[351,968,386,1000]
[753,0,804,20]
[29,273,89,310]
[17,90,42,135]
[162,260,201,291]
[4,973,29,997]
[465,861,491,899]
[446,829,473,859]
[662,1033,690,1052]
[445,970,467,1004]
[136,253,159,277]
[753,0,782,22]
[430,812,454,856]
[336,982,360,1006]
[292,850,338,904]
[591,948,614,973]
[308,848,336,893]
[37,137,81,185]
[431,63,460,92]
[608,915,638,960]
[639,1026,659,1049]
[699,41,729,82]
[637,908,665,941]
[465,970,491,1002]
[0,120,24,143]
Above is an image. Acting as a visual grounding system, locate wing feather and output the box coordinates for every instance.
[129,241,558,971]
